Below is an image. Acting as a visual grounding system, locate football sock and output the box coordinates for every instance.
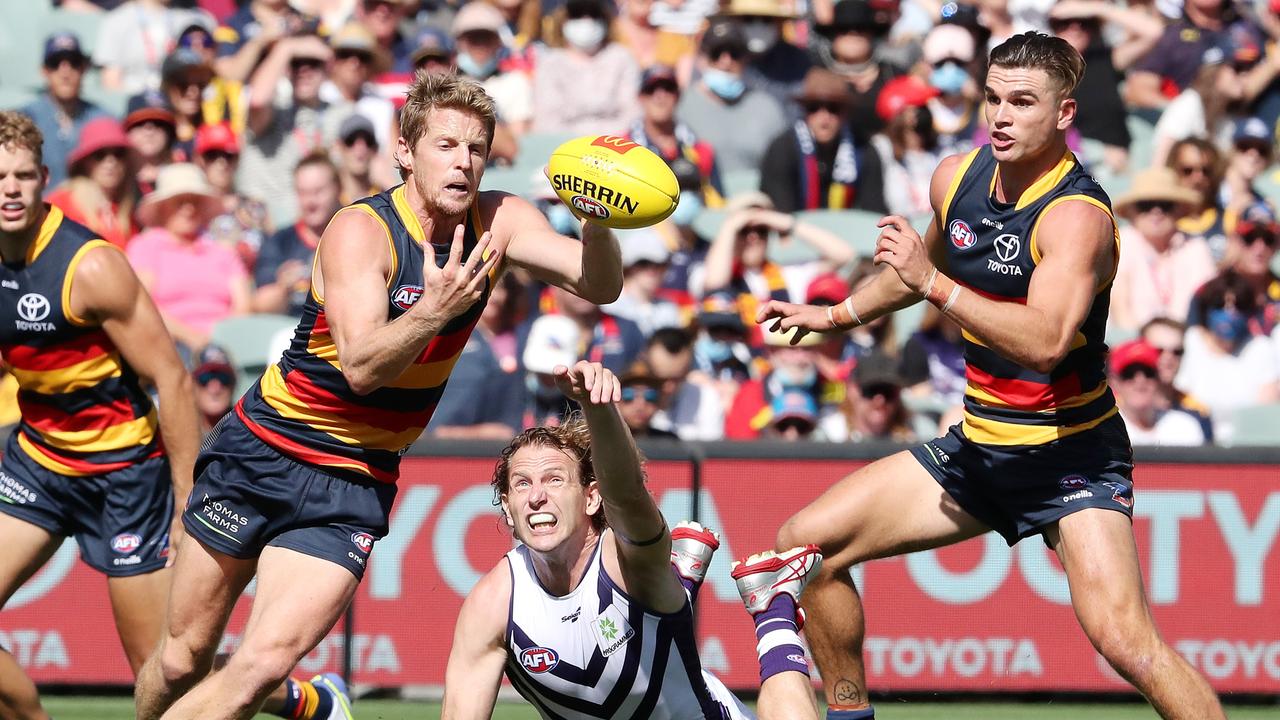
[275,677,333,719]
[675,572,702,603]
[751,593,809,683]
[826,707,875,719]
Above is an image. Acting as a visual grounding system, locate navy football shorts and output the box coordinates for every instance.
[909,412,1136,545]
[184,414,397,580]
[0,432,172,576]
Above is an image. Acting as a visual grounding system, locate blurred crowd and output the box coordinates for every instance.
[4,0,1280,447]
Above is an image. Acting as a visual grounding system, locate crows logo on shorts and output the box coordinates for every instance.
[1103,481,1133,509]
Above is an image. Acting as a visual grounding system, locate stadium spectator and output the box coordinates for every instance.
[760,68,887,213]
[725,325,825,439]
[488,0,546,58]
[1188,207,1280,335]
[1218,118,1276,227]
[253,152,341,315]
[411,26,456,76]
[819,351,915,442]
[649,0,719,74]
[1049,0,1162,173]
[814,0,898,145]
[320,23,396,154]
[764,386,821,440]
[214,0,317,84]
[692,290,756,385]
[616,360,680,438]
[127,163,251,351]
[176,21,247,137]
[1177,272,1280,442]
[546,285,646,372]
[1110,167,1215,333]
[722,0,812,114]
[1141,317,1216,441]
[1167,137,1229,262]
[23,33,108,191]
[643,327,725,440]
[654,157,715,303]
[844,258,898,359]
[1151,46,1245,168]
[900,306,966,410]
[158,48,216,160]
[803,272,856,383]
[432,272,531,438]
[191,344,238,437]
[355,0,418,73]
[452,2,535,137]
[626,67,726,206]
[604,229,684,336]
[613,0,664,69]
[1110,340,1207,446]
[196,122,270,270]
[532,0,641,134]
[46,118,137,249]
[521,313,582,427]
[870,74,940,217]
[334,114,383,204]
[678,19,787,173]
[123,90,178,194]
[239,31,332,227]
[93,0,212,94]
[922,22,981,157]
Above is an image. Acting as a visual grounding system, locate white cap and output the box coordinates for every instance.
[922,24,975,65]
[618,228,671,267]
[522,315,581,374]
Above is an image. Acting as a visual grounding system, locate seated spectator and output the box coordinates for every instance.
[900,306,965,411]
[158,48,217,160]
[812,0,898,145]
[197,122,270,271]
[253,152,341,315]
[763,387,821,441]
[1167,137,1229,262]
[1140,317,1215,442]
[191,344,238,437]
[124,91,178,194]
[93,0,211,94]
[722,0,812,114]
[1177,272,1280,442]
[411,26,456,77]
[803,272,856,384]
[1151,46,1244,168]
[432,272,530,438]
[725,326,826,440]
[604,229,684,336]
[128,163,252,352]
[692,290,757,385]
[23,33,108,190]
[533,0,641,134]
[1110,340,1207,446]
[820,351,915,442]
[452,2,535,137]
[760,67,887,213]
[922,23,980,157]
[215,0,317,84]
[614,0,663,69]
[678,19,787,173]
[354,0,418,74]
[617,360,680,439]
[649,0,718,78]
[521,314,581,427]
[46,118,137,249]
[1218,119,1277,229]
[1187,208,1280,336]
[843,259,898,361]
[1110,167,1215,334]
[321,23,397,153]
[334,114,383,205]
[654,157,715,305]
[543,286,646,373]
[626,67,726,206]
[870,74,940,218]
[643,327,724,440]
[488,0,546,60]
[175,21,245,137]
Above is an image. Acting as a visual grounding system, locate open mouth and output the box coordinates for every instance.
[1,202,25,220]
[528,512,557,532]
[444,180,470,196]
[991,132,1013,149]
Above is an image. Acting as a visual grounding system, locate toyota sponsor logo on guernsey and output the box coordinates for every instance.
[351,532,375,553]
[987,234,1023,276]
[571,195,611,220]
[111,533,142,554]
[15,293,55,331]
[519,646,560,673]
[949,220,975,249]
[391,285,423,311]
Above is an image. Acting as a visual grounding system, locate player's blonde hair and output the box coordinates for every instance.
[0,111,44,166]
[399,72,497,153]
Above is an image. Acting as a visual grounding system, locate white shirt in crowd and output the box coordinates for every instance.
[1175,327,1279,443]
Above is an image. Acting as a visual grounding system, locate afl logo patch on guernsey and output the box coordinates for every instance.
[519,646,560,674]
[571,195,611,219]
[391,284,423,311]
[351,532,375,553]
[949,220,975,249]
[111,533,142,554]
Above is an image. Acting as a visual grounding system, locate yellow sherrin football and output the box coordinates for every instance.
[548,135,680,230]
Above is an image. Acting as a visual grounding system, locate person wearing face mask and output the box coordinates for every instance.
[921,23,981,157]
[626,67,726,208]
[655,158,716,304]
[678,19,787,172]
[452,1,535,137]
[814,0,899,145]
[719,0,813,118]
[1177,272,1280,443]
[694,291,757,383]
[532,0,642,134]
[725,325,828,439]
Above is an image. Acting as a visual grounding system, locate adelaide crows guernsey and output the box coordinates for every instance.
[236,185,492,483]
[504,535,737,719]
[941,146,1120,446]
[0,206,160,475]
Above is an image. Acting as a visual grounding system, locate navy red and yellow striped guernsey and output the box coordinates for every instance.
[236,185,494,483]
[940,146,1120,446]
[0,206,161,475]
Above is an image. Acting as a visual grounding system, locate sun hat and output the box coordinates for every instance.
[136,163,223,228]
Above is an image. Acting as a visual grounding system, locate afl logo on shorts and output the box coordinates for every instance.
[1059,474,1089,491]
[351,532,375,553]
[949,220,975,249]
[111,533,142,554]
[391,284,423,311]
[520,647,560,674]
[571,195,611,219]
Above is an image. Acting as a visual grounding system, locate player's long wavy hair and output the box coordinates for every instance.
[0,111,44,166]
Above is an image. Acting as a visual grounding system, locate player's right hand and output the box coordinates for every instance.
[756,300,832,345]
[553,360,621,406]
[417,221,502,325]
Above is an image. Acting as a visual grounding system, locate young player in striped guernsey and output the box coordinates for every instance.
[758,32,1224,720]
[135,72,625,720]
[442,359,828,719]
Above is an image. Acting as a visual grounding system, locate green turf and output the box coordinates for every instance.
[40,696,1280,719]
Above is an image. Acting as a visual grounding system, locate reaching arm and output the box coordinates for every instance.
[70,245,199,562]
[316,209,500,395]
[1043,0,1163,70]
[441,563,511,720]
[496,193,623,305]
[702,209,756,293]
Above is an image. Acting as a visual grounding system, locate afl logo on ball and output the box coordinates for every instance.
[520,647,560,674]
[112,533,142,554]
[571,195,611,219]
[391,284,423,311]
[351,532,375,553]
[949,220,976,249]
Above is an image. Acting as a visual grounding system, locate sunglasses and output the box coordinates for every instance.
[932,57,967,69]
[1134,200,1177,215]
[860,382,899,400]
[1243,231,1278,247]
[1176,164,1211,177]
[1235,141,1272,156]
[335,49,371,63]
[709,46,747,61]
[738,223,770,236]
[1119,366,1157,381]
[289,58,326,72]
[44,56,87,71]
[196,370,234,386]
[1150,345,1184,357]
[773,417,815,433]
[804,101,844,115]
[342,131,378,148]
[643,81,680,96]
[620,387,660,403]
[201,150,238,163]
[89,147,127,162]
[1048,17,1099,33]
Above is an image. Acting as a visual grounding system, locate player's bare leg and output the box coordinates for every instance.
[0,648,48,720]
[1049,509,1226,720]
[135,537,256,720]
[158,546,357,720]
[776,452,987,716]
[0,514,66,720]
[107,569,171,674]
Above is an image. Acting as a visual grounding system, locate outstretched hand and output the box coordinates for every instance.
[417,220,502,325]
[874,215,933,294]
[553,360,621,406]
[756,299,832,345]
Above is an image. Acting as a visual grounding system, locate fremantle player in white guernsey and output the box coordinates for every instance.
[441,359,828,719]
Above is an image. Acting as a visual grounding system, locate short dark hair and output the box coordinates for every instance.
[988,31,1085,97]
[294,149,339,185]
[647,327,693,355]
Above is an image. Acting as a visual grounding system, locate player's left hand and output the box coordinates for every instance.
[874,215,934,294]
[553,360,621,406]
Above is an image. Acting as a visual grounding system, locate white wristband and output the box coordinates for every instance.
[921,268,939,299]
[941,285,962,314]
[826,304,837,329]
[844,297,862,326]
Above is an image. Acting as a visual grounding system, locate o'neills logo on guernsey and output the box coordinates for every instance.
[589,135,639,154]
[552,174,640,216]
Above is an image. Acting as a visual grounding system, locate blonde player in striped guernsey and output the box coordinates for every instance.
[136,72,624,720]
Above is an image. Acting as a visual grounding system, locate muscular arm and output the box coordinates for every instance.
[441,563,511,720]
[496,194,623,305]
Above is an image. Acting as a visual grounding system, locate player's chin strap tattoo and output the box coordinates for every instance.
[614,521,669,547]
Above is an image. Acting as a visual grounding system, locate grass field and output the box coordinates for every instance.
[41,697,1280,719]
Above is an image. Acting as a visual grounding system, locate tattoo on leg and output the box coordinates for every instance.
[834,679,863,705]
